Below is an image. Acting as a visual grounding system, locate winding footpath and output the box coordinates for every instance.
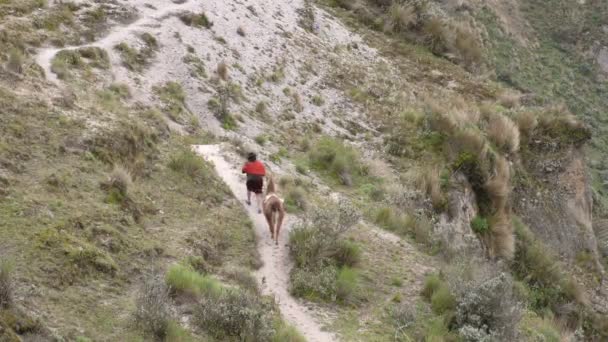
[35,0,199,84]
[194,144,336,342]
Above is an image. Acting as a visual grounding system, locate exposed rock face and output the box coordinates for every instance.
[514,147,603,269]
[435,173,484,256]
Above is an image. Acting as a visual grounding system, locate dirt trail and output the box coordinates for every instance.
[35,0,200,84]
[194,144,336,342]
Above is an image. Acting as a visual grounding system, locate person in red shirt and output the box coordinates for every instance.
[242,152,266,213]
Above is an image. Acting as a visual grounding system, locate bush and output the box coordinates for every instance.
[374,206,413,236]
[6,48,23,74]
[168,149,209,183]
[108,165,132,197]
[336,266,358,302]
[421,274,442,300]
[223,267,259,294]
[217,61,228,81]
[290,266,338,301]
[195,288,274,340]
[0,259,13,308]
[309,137,367,186]
[134,275,171,339]
[273,323,306,342]
[179,12,213,28]
[332,240,361,267]
[486,113,520,154]
[456,273,522,341]
[165,264,223,298]
[470,216,489,235]
[284,186,309,212]
[384,3,416,33]
[430,286,456,315]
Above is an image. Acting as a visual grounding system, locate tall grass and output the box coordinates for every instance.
[165,264,223,298]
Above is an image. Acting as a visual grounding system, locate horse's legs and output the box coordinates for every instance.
[274,209,285,245]
[264,210,275,239]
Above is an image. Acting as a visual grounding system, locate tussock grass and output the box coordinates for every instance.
[272,323,306,342]
[51,47,109,79]
[309,137,368,186]
[516,111,538,138]
[114,34,157,72]
[6,48,23,74]
[374,206,414,236]
[168,149,209,183]
[166,264,223,298]
[179,12,213,28]
[384,3,416,33]
[0,259,13,308]
[487,113,520,154]
[217,61,228,81]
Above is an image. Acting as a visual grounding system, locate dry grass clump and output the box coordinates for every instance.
[416,166,445,210]
[179,11,213,28]
[488,211,514,259]
[450,128,488,162]
[486,113,520,154]
[6,48,24,74]
[497,91,521,109]
[423,17,448,55]
[516,111,538,138]
[451,24,483,67]
[108,164,132,197]
[217,61,228,81]
[384,3,416,33]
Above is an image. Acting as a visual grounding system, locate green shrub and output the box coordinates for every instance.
[165,264,223,298]
[273,323,306,342]
[168,149,208,182]
[336,266,358,302]
[165,321,195,342]
[290,266,338,301]
[195,288,274,340]
[309,137,367,186]
[430,286,456,315]
[333,239,361,267]
[421,274,442,300]
[374,206,413,236]
[311,94,325,106]
[179,12,213,28]
[470,216,489,235]
[254,134,267,145]
[284,186,309,212]
[0,259,13,308]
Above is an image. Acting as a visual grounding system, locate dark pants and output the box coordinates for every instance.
[246,174,263,194]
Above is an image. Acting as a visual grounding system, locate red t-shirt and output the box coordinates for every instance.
[242,161,266,176]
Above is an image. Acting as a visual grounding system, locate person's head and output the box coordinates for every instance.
[247,152,256,162]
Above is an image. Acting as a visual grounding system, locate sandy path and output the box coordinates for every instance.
[194,144,336,342]
[35,0,200,84]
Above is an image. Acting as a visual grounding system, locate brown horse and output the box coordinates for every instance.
[263,175,285,245]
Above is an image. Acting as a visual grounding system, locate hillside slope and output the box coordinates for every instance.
[0,0,607,341]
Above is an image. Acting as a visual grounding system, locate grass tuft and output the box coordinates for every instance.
[166,264,223,298]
